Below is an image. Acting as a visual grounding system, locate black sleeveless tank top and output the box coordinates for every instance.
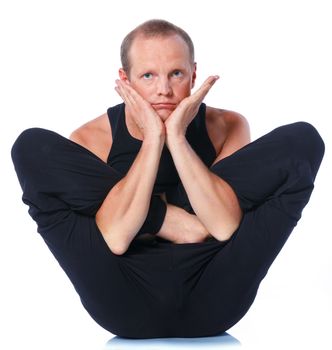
[106,103,216,194]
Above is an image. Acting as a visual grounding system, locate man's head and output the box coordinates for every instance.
[120,19,195,75]
[119,19,197,120]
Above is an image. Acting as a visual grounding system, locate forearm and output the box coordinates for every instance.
[166,135,242,240]
[156,201,210,243]
[96,137,164,251]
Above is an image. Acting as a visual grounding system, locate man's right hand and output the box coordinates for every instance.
[115,79,166,142]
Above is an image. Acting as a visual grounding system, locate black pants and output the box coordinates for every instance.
[11,122,324,338]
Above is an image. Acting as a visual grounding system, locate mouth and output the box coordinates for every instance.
[152,103,177,111]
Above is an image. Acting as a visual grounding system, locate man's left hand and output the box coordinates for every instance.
[165,75,219,144]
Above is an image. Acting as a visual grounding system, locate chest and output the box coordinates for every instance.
[82,108,225,165]
[124,111,224,157]
[107,105,220,191]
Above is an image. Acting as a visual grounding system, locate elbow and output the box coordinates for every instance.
[210,213,242,242]
[103,231,131,256]
[95,215,130,256]
[101,229,130,256]
[109,242,129,256]
[211,223,238,242]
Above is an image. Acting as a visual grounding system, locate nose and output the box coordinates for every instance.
[156,77,173,96]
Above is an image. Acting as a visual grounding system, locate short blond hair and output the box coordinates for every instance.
[120,19,195,74]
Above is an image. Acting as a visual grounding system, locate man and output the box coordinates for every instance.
[11,19,324,338]
[70,19,250,255]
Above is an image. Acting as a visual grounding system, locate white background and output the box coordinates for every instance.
[1,0,331,349]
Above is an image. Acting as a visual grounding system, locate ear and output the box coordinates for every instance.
[119,68,130,82]
[191,62,197,89]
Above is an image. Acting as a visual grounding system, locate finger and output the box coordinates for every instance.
[114,86,124,100]
[116,80,136,105]
[192,75,219,101]
[115,80,127,101]
[117,79,144,106]
[118,81,159,119]
[200,75,219,93]
[115,80,159,123]
[115,80,129,99]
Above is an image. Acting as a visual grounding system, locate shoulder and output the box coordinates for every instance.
[69,112,112,162]
[206,105,251,161]
[206,106,249,131]
[69,112,110,144]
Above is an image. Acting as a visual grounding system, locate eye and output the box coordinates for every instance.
[172,70,183,78]
[143,73,153,80]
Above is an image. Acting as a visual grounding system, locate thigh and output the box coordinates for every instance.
[209,121,324,211]
[11,128,124,216]
[12,127,166,237]
[168,122,324,213]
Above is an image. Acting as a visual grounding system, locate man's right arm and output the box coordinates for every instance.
[70,123,210,250]
[95,135,165,255]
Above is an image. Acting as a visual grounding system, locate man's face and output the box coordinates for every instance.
[121,34,196,121]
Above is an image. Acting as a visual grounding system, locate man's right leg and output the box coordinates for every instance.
[11,128,166,337]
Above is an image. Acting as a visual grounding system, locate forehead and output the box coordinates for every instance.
[129,34,192,71]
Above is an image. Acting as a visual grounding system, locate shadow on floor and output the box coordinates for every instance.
[104,332,241,349]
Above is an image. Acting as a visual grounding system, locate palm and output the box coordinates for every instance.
[165,75,219,137]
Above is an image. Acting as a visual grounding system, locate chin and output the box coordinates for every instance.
[156,109,173,121]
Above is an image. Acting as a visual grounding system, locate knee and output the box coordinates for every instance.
[12,128,39,168]
[293,122,324,149]
[291,122,325,175]
[11,128,53,162]
[11,128,61,185]
[278,122,325,178]
[12,127,69,167]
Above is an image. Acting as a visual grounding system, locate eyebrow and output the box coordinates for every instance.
[136,66,189,76]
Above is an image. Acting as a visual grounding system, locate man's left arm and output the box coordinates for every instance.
[166,112,250,241]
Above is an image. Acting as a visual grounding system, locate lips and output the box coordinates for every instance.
[152,103,177,110]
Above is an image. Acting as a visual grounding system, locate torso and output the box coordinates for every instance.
[102,103,219,194]
[70,104,227,164]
